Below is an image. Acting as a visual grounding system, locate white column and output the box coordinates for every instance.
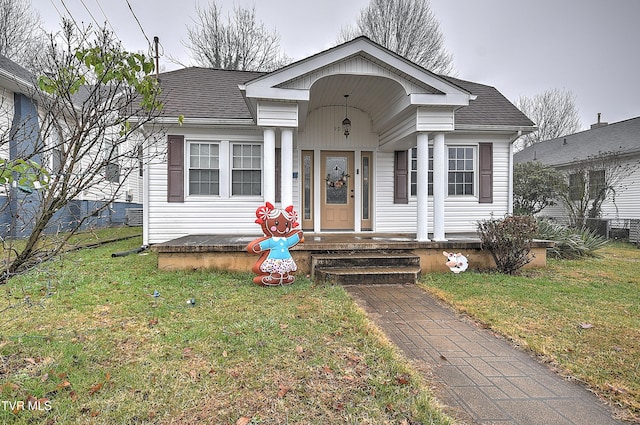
[280,128,293,207]
[433,133,447,241]
[263,128,276,203]
[416,132,430,241]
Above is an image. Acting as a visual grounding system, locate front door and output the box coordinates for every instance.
[321,151,354,230]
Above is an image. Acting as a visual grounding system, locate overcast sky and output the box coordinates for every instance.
[34,0,640,131]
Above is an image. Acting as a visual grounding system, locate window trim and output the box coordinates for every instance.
[447,145,477,198]
[410,145,434,197]
[186,139,221,198]
[230,142,263,197]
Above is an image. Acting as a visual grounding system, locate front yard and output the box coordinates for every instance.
[2,233,638,423]
[0,236,450,424]
[420,242,640,422]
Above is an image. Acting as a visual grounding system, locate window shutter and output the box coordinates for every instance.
[479,143,493,203]
[394,150,409,204]
[167,135,184,203]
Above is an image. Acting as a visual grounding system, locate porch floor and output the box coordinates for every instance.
[151,232,484,253]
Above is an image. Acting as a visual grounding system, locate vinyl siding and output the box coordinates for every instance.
[376,134,512,234]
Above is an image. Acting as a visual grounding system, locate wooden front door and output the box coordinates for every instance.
[321,151,354,230]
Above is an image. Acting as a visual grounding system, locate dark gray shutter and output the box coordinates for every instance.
[394,150,408,204]
[479,143,493,203]
[167,135,184,203]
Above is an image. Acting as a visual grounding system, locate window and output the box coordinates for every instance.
[588,169,605,199]
[568,172,585,201]
[103,139,120,183]
[448,147,474,196]
[232,143,262,196]
[410,146,434,196]
[188,142,219,195]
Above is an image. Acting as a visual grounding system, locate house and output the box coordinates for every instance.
[514,115,640,236]
[144,37,536,254]
[0,54,143,237]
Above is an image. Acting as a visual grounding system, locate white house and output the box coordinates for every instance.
[0,54,143,236]
[144,37,535,246]
[514,115,640,233]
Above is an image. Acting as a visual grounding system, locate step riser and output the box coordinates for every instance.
[316,270,420,285]
[312,256,420,269]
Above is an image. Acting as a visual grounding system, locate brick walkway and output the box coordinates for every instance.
[345,284,623,425]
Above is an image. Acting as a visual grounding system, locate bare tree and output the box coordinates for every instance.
[515,88,582,149]
[186,1,290,71]
[556,149,639,229]
[339,0,454,75]
[0,0,45,70]
[0,20,164,281]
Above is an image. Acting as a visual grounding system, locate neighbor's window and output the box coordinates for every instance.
[188,141,220,195]
[410,146,434,196]
[447,147,474,196]
[103,138,120,183]
[232,143,262,196]
[568,172,585,201]
[588,169,606,199]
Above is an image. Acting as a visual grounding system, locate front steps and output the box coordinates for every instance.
[311,251,421,285]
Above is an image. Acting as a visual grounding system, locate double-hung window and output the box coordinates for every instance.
[232,143,262,196]
[189,141,220,195]
[410,146,434,196]
[448,147,474,196]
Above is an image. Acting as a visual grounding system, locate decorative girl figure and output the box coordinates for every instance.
[246,202,304,286]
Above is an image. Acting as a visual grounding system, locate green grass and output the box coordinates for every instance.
[419,242,640,421]
[0,236,451,424]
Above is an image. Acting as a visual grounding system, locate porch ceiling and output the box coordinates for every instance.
[305,74,410,133]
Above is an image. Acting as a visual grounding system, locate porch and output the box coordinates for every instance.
[152,233,553,279]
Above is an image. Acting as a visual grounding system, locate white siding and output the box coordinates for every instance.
[416,107,455,132]
[257,101,298,127]
[147,126,296,244]
[540,155,640,222]
[375,134,512,234]
[0,88,13,160]
[298,106,377,150]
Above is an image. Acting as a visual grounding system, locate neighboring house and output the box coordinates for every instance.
[143,37,535,245]
[0,54,143,237]
[514,115,640,230]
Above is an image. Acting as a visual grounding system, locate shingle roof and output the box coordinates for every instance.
[157,67,264,120]
[439,76,535,128]
[0,54,36,92]
[156,67,534,130]
[514,116,640,166]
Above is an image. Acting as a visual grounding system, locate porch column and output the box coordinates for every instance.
[263,128,276,203]
[433,133,447,241]
[281,128,294,207]
[416,132,430,241]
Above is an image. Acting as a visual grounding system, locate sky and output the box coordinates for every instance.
[33,0,640,131]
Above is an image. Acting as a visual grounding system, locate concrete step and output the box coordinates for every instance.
[314,266,421,285]
[311,251,420,272]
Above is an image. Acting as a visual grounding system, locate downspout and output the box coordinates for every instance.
[139,124,151,247]
[507,130,522,215]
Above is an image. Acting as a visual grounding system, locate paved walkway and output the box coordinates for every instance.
[345,284,624,425]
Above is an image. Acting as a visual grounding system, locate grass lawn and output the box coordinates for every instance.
[0,235,451,424]
[420,242,640,422]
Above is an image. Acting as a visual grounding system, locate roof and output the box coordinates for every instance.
[0,54,36,94]
[514,116,640,166]
[157,67,264,120]
[440,76,535,128]
[157,67,533,129]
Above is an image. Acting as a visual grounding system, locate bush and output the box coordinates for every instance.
[477,215,538,274]
[536,219,608,259]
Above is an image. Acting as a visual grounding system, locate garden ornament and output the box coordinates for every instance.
[246,202,304,286]
[443,251,468,273]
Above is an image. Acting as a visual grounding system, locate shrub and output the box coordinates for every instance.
[536,219,608,259]
[477,215,538,274]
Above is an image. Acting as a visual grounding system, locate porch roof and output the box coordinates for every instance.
[153,39,534,132]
